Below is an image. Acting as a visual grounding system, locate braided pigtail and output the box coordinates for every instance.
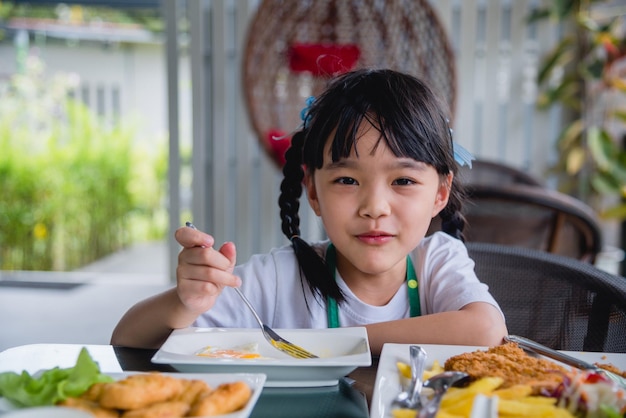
[278,131,305,239]
[278,130,345,303]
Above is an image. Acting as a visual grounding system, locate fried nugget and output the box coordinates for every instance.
[596,363,626,378]
[188,381,252,417]
[444,342,569,393]
[81,382,107,402]
[58,397,120,418]
[121,400,190,418]
[173,379,213,405]
[99,373,185,410]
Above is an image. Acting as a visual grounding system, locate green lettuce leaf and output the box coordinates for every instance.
[0,347,114,407]
[599,404,623,418]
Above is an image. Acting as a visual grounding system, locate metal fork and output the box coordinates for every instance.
[505,335,626,389]
[185,222,318,359]
[232,286,318,359]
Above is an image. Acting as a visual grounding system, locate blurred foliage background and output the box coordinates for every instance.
[0,56,168,270]
[531,0,626,220]
[0,1,164,38]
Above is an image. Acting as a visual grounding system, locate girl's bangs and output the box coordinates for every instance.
[327,105,444,169]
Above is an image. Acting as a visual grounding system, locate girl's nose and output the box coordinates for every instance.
[358,187,391,219]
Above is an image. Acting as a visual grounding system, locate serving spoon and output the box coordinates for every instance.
[392,345,427,409]
[418,371,470,418]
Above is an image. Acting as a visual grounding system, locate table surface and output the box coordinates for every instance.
[0,343,376,418]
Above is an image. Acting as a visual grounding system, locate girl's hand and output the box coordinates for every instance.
[174,226,241,314]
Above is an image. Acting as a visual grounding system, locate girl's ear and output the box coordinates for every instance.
[304,172,322,216]
[432,172,453,217]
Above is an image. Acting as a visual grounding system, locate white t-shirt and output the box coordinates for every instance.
[193,232,502,329]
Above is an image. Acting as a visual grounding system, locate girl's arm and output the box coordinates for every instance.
[364,302,507,355]
[110,227,241,348]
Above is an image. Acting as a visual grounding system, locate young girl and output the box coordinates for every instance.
[111,69,507,354]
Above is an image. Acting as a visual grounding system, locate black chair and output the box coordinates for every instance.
[467,242,626,352]
[462,183,603,263]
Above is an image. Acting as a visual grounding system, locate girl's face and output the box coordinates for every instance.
[305,121,452,280]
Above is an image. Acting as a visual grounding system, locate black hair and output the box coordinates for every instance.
[278,68,466,304]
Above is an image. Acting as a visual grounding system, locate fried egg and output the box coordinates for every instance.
[195,343,264,359]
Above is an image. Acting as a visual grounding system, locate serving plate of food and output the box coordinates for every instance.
[1,372,265,418]
[371,342,626,418]
[0,347,266,418]
[151,327,372,387]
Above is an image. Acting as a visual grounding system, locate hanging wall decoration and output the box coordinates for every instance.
[242,0,456,167]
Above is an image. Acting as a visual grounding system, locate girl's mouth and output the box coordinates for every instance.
[356,233,394,244]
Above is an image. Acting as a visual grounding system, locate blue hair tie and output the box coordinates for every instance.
[452,141,474,168]
[300,96,315,128]
[447,122,474,168]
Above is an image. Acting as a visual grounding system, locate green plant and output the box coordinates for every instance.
[0,56,167,270]
[0,2,163,32]
[531,0,626,219]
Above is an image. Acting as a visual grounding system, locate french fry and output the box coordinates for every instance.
[440,378,502,416]
[437,411,466,418]
[440,398,475,416]
[498,397,573,418]
[434,377,576,418]
[396,361,412,379]
[440,377,503,408]
[392,408,418,418]
[493,385,532,399]
[423,360,444,380]
[396,359,444,380]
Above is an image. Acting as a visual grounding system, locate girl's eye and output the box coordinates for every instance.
[335,177,358,185]
[393,178,416,186]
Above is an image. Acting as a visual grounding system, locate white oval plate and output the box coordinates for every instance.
[152,327,372,387]
[0,372,266,418]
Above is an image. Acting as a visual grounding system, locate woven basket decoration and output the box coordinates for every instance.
[242,0,457,167]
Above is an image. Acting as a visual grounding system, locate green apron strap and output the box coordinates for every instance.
[325,243,420,328]
[406,255,421,317]
[326,296,340,328]
[325,244,341,328]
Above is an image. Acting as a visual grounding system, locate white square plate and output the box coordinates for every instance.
[152,327,371,387]
[0,371,266,418]
[370,343,626,418]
